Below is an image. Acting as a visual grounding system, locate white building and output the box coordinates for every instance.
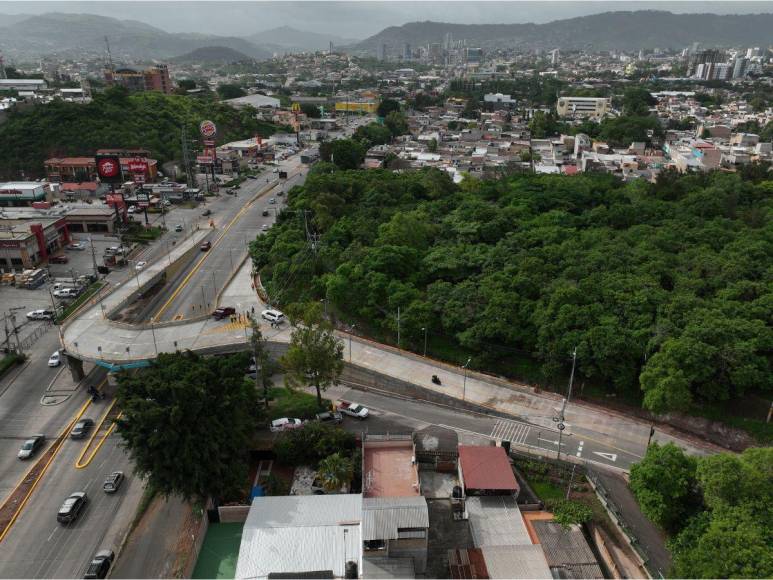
[556,97,611,118]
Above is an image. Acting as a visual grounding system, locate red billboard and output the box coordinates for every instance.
[95,155,123,184]
[127,158,148,174]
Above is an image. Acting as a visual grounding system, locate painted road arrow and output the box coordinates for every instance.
[593,451,618,462]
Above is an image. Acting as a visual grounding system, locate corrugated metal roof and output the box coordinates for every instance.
[533,521,603,579]
[362,497,429,541]
[458,446,519,492]
[466,496,532,547]
[480,545,552,579]
[363,556,416,579]
[235,495,362,580]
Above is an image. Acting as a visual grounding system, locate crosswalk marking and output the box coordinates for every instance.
[489,419,531,445]
[202,321,250,335]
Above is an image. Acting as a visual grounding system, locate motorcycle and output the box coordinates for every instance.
[431,375,441,385]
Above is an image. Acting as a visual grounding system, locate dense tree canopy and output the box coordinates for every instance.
[251,168,772,413]
[0,86,284,178]
[216,83,247,99]
[116,351,258,501]
[631,444,773,578]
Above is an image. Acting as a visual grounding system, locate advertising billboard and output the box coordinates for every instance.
[95,155,123,184]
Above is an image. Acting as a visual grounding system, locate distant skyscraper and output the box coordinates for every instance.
[550,49,560,66]
[638,49,644,61]
[329,41,334,55]
[732,56,748,79]
[377,43,387,61]
[403,43,412,61]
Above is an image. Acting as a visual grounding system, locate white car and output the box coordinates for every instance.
[270,417,304,432]
[261,309,284,324]
[48,351,61,367]
[135,261,147,271]
[53,288,79,299]
[127,206,137,214]
[67,242,85,251]
[261,224,269,231]
[26,309,54,321]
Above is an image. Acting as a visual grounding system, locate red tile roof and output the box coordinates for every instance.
[458,446,519,492]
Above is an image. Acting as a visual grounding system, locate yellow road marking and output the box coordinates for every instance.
[151,180,275,321]
[75,399,119,469]
[0,395,94,543]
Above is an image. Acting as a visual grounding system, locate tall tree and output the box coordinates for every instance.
[281,303,344,406]
[250,317,272,408]
[377,98,400,118]
[629,442,699,532]
[116,351,258,500]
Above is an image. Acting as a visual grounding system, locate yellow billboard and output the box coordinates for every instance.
[335,101,378,114]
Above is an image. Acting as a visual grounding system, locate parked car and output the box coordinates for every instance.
[315,411,343,425]
[70,418,94,439]
[261,210,269,217]
[84,549,114,579]
[57,491,87,524]
[212,306,235,320]
[135,261,147,271]
[67,242,86,251]
[175,224,183,232]
[261,224,269,231]
[27,309,54,321]
[50,254,69,264]
[18,434,45,459]
[338,401,369,420]
[48,351,61,367]
[276,190,284,196]
[269,198,276,204]
[200,241,212,251]
[201,209,212,217]
[261,309,284,324]
[102,471,124,494]
[270,417,304,432]
[54,288,80,299]
[127,206,137,214]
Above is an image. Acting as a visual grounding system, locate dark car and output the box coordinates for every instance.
[50,254,69,264]
[57,491,87,524]
[200,241,212,251]
[262,210,270,217]
[103,471,124,494]
[201,209,212,217]
[212,306,235,320]
[315,411,343,425]
[70,418,94,439]
[84,549,114,579]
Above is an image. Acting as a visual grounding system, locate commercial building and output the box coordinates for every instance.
[104,64,172,94]
[0,182,51,207]
[335,100,378,114]
[44,155,158,183]
[0,79,47,91]
[0,216,71,270]
[556,97,611,118]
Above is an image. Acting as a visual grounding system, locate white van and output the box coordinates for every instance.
[261,309,285,324]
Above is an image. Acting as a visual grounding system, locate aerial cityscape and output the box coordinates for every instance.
[0,1,771,578]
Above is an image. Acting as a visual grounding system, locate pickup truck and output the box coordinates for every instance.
[338,401,369,420]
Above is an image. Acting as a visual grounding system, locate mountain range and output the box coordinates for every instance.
[0,13,273,61]
[353,10,773,52]
[247,26,357,53]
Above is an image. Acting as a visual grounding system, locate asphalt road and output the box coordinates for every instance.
[0,329,99,504]
[152,158,304,322]
[0,429,139,579]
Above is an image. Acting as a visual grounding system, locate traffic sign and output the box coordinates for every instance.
[197,155,214,164]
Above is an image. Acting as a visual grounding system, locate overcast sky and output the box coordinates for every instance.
[1,1,772,38]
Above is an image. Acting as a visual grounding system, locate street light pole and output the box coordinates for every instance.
[462,357,472,401]
[555,346,577,460]
[422,327,427,357]
[349,324,356,363]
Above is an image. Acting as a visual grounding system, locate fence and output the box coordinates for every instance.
[585,465,664,578]
[17,321,53,352]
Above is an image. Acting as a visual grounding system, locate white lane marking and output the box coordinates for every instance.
[593,451,618,462]
[489,419,531,444]
[47,526,58,542]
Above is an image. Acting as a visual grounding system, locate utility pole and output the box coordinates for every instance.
[181,125,195,188]
[88,237,98,278]
[462,357,472,400]
[396,306,401,348]
[555,346,577,460]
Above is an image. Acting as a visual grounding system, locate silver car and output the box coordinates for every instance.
[18,434,45,459]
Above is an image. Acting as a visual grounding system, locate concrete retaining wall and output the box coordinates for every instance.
[218,505,250,523]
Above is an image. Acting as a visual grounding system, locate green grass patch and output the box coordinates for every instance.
[532,480,566,503]
[261,387,329,421]
[57,281,105,322]
[123,226,164,244]
[0,352,26,377]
